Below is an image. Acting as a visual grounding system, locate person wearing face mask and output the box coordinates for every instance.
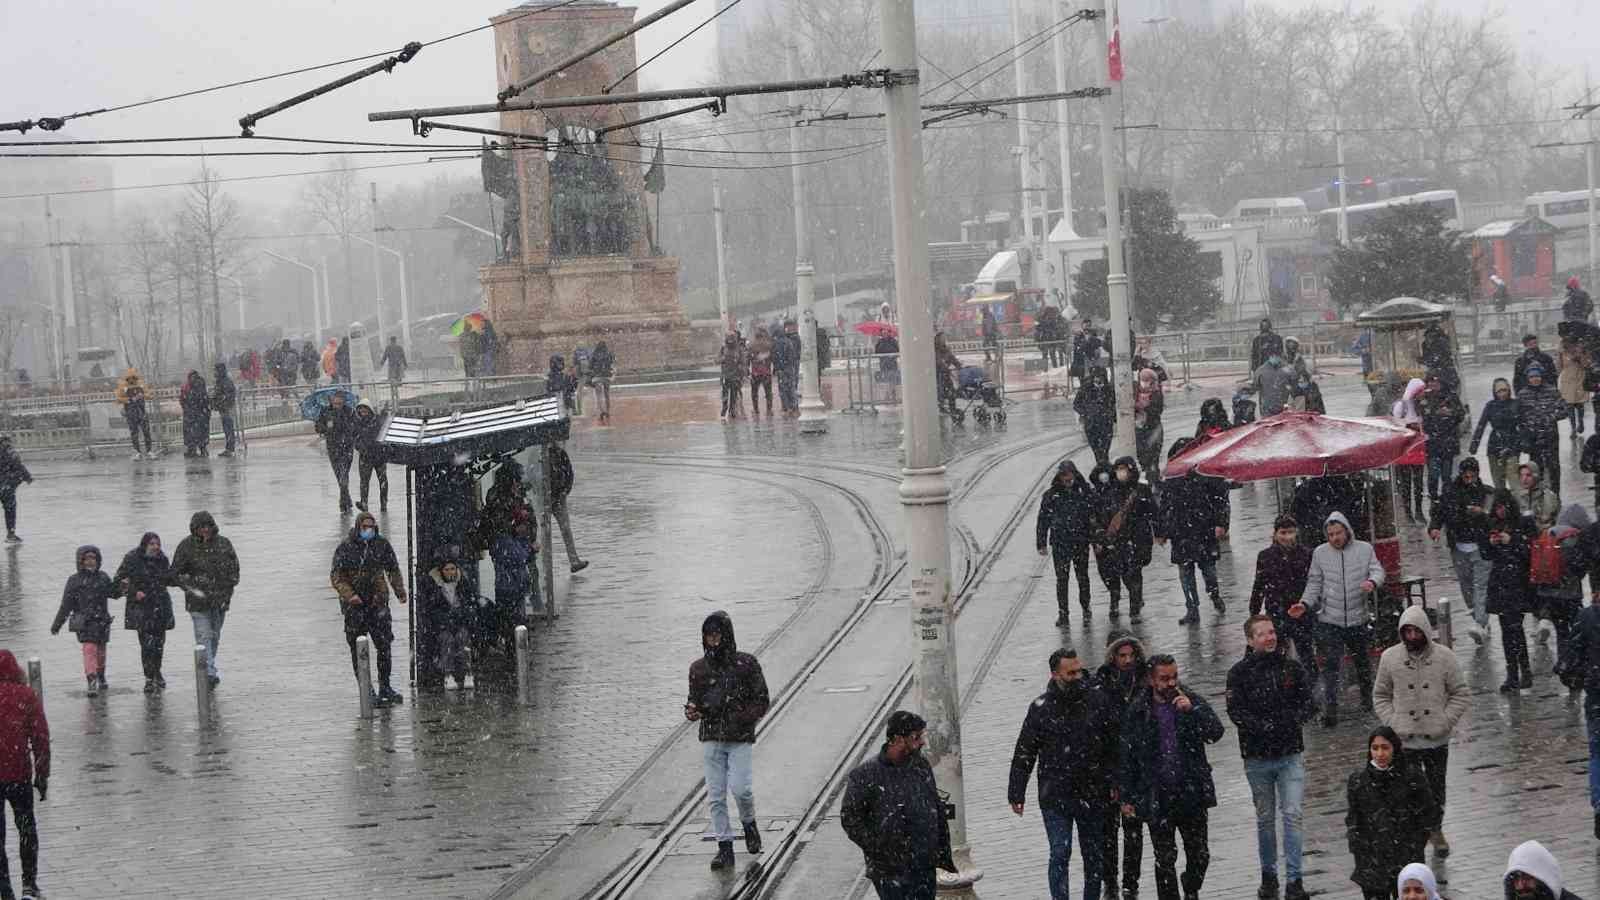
[1503,840,1584,900]
[1249,352,1294,418]
[1428,457,1495,645]
[1227,616,1318,900]
[416,548,478,690]
[315,391,359,513]
[1095,632,1148,900]
[171,511,239,688]
[1158,439,1229,627]
[330,511,408,707]
[1037,461,1095,626]
[1372,606,1468,858]
[843,710,956,898]
[1518,364,1567,500]
[1093,457,1157,625]
[1470,378,1522,491]
[1300,512,1385,727]
[1484,490,1536,692]
[687,611,770,872]
[48,546,115,698]
[1395,863,1441,900]
[1075,367,1117,467]
[1118,654,1224,900]
[1008,649,1117,900]
[112,533,175,694]
[1343,727,1438,900]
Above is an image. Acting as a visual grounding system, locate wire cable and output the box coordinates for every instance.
[0,156,478,201]
[606,0,749,93]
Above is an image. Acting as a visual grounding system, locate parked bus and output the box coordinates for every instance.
[1524,189,1596,230]
[1315,190,1461,244]
[1229,197,1308,219]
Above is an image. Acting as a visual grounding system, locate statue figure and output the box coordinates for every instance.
[549,136,631,257]
[480,140,521,263]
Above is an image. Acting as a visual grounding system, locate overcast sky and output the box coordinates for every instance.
[0,0,1596,218]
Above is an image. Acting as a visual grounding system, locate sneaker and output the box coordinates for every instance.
[1211,594,1226,614]
[743,820,762,854]
[1129,612,1143,625]
[571,560,590,574]
[20,884,39,900]
[1258,872,1279,899]
[4,533,19,544]
[1055,611,1069,627]
[355,501,368,512]
[1467,623,1485,645]
[710,841,735,870]
[131,451,142,460]
[1322,706,1338,728]
[1538,619,1554,645]
[1283,879,1308,900]
[143,678,156,695]
[98,673,108,690]
[155,673,167,690]
[378,686,405,707]
[207,674,220,688]
[218,450,234,458]
[1499,675,1521,693]
[85,676,98,698]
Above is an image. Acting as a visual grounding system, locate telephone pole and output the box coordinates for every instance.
[789,0,828,434]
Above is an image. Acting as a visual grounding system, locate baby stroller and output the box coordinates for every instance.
[950,365,1006,425]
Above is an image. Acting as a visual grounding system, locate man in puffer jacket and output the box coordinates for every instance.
[1373,605,1468,858]
[0,651,47,900]
[1300,511,1384,726]
[171,510,240,688]
[330,511,408,707]
[686,611,770,871]
[1505,840,1585,900]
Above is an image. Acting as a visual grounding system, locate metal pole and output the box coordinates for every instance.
[26,657,42,704]
[194,644,210,722]
[1010,0,1035,281]
[320,259,334,338]
[713,172,730,331]
[540,448,556,620]
[1438,597,1454,648]
[1051,0,1078,243]
[370,183,387,346]
[356,635,374,718]
[789,4,827,435]
[372,74,870,121]
[396,250,412,358]
[1095,0,1135,457]
[515,624,531,704]
[879,0,980,892]
[499,0,699,100]
[1336,114,1349,245]
[1588,141,1597,294]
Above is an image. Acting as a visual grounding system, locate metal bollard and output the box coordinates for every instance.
[26,657,41,703]
[194,645,210,721]
[355,635,374,719]
[515,625,531,704]
[1437,598,1454,648]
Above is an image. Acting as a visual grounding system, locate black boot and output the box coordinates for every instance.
[378,684,405,706]
[711,841,735,870]
[1210,590,1225,614]
[1521,660,1535,687]
[744,820,762,854]
[1055,609,1070,627]
[1499,670,1521,693]
[1258,872,1279,899]
[1283,879,1308,900]
[1322,703,1338,727]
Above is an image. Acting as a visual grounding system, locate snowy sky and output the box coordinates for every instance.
[0,0,1595,213]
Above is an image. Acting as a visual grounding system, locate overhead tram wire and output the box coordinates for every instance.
[0,155,481,202]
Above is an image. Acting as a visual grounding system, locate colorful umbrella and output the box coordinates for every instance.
[299,387,360,422]
[854,321,899,340]
[451,312,488,336]
[1162,411,1425,482]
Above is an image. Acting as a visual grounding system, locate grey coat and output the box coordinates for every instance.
[1302,512,1385,628]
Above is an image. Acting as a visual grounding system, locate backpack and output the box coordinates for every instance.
[1530,531,1566,586]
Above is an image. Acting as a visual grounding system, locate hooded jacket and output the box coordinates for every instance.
[1396,863,1442,900]
[1225,648,1317,760]
[550,444,575,501]
[331,514,407,616]
[179,371,210,423]
[1373,606,1469,750]
[352,401,385,459]
[0,441,32,491]
[1391,378,1426,423]
[1303,512,1385,628]
[1565,284,1594,324]
[1250,358,1294,416]
[1536,504,1592,607]
[1036,463,1093,550]
[1504,840,1584,900]
[1514,347,1558,394]
[1155,473,1229,564]
[1092,457,1156,572]
[1427,467,1493,547]
[1517,380,1566,446]
[1249,322,1283,373]
[1094,631,1146,751]
[0,651,48,786]
[1008,676,1118,809]
[1470,390,1521,459]
[315,401,358,456]
[210,364,237,413]
[1118,681,1225,821]
[842,743,956,880]
[51,545,115,643]
[171,511,241,612]
[1194,398,1230,440]
[1518,462,1560,529]
[1249,539,1312,617]
[1416,389,1466,457]
[1483,499,1534,617]
[112,533,175,633]
[1074,370,1116,431]
[1345,747,1438,893]
[685,611,769,744]
[748,330,775,378]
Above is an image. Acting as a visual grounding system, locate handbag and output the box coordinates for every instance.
[67,611,85,633]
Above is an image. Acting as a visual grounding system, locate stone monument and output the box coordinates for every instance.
[482,1,704,373]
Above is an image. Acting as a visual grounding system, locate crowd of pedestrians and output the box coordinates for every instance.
[718,320,823,421]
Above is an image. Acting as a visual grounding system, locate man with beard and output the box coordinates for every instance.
[1008,649,1117,900]
[1095,631,1147,900]
[1301,512,1385,726]
[1373,606,1468,859]
[686,611,770,871]
[1504,840,1584,900]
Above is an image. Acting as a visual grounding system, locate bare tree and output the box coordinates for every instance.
[120,213,172,378]
[301,158,364,327]
[179,161,241,361]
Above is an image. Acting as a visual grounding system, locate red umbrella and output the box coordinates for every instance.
[854,321,899,339]
[1163,411,1425,482]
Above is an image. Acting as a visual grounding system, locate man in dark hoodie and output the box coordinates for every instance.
[1008,648,1117,900]
[1092,456,1157,625]
[843,710,957,899]
[1226,615,1318,900]
[1561,568,1600,839]
[685,611,769,871]
[1249,515,1316,671]
[0,650,47,900]
[210,360,239,457]
[0,438,32,544]
[352,399,387,513]
[1518,364,1566,499]
[315,391,358,513]
[1095,631,1147,900]
[170,511,240,687]
[1428,457,1495,645]
[330,511,408,707]
[1566,276,1594,326]
[1250,319,1283,374]
[1037,460,1095,626]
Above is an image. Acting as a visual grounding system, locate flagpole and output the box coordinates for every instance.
[1096,0,1135,457]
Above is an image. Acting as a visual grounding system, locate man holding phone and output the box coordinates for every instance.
[685,611,770,872]
[1428,457,1495,645]
[1300,512,1385,727]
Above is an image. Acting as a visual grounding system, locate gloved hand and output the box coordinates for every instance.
[33,778,46,802]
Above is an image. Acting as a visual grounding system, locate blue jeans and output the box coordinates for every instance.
[702,741,754,842]
[1178,559,1219,614]
[1243,754,1305,881]
[1448,546,1491,628]
[1587,697,1600,810]
[1041,800,1104,900]
[1426,452,1455,499]
[871,873,936,900]
[219,412,236,451]
[190,608,226,679]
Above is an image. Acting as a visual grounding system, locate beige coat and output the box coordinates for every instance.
[1372,605,1469,750]
[1559,351,1592,404]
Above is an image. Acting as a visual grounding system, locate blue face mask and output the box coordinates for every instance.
[359,528,375,541]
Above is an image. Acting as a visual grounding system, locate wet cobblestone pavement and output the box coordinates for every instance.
[4,365,1597,898]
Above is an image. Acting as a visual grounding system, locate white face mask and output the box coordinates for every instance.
[1097,472,1110,484]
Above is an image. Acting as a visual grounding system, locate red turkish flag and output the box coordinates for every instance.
[1107,6,1123,82]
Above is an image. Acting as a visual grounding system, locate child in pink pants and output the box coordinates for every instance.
[50,545,116,697]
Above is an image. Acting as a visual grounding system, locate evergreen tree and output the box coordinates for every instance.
[1070,189,1223,331]
[1326,203,1468,311]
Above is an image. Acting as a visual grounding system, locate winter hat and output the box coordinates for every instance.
[1526,364,1545,378]
[1396,863,1440,900]
[1570,276,1582,290]
[1106,628,1135,648]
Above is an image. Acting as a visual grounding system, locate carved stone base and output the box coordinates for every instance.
[481,256,716,373]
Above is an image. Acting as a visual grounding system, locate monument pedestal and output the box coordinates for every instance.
[483,254,711,372]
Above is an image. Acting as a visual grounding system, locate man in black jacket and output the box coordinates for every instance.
[549,443,589,573]
[1428,457,1495,645]
[843,710,956,899]
[686,611,769,871]
[1560,597,1600,839]
[1120,654,1225,900]
[1095,631,1147,900]
[0,437,32,544]
[1513,334,1556,394]
[315,392,358,513]
[210,361,239,457]
[1037,461,1094,625]
[1008,649,1117,900]
[1093,457,1157,625]
[352,399,388,512]
[1248,516,1315,671]
[1226,615,1318,900]
[329,511,408,707]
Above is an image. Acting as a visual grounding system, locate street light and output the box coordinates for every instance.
[350,231,412,357]
[217,273,246,331]
[441,214,500,258]
[262,250,323,345]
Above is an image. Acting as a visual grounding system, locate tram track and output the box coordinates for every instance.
[553,432,1081,900]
